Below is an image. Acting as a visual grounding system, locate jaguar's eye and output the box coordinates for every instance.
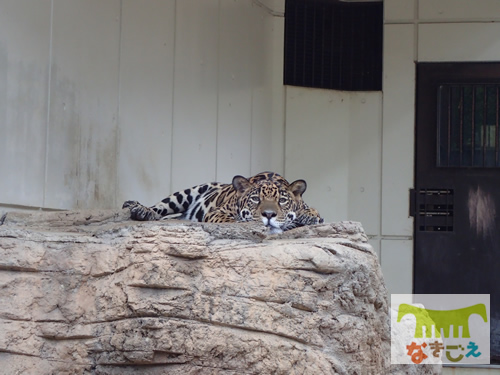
[250,196,260,204]
[279,197,288,205]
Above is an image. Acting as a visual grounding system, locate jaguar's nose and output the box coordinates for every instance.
[262,210,277,220]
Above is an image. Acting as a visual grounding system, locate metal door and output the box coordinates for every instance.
[414,62,500,363]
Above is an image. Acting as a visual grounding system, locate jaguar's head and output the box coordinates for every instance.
[232,175,307,234]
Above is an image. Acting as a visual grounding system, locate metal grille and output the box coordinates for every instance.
[438,84,500,167]
[284,0,383,91]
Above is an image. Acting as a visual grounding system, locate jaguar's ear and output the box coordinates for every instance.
[289,179,307,197]
[232,175,252,194]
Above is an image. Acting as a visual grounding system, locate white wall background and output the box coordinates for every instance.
[0,0,282,211]
[284,87,382,233]
[2,0,500,304]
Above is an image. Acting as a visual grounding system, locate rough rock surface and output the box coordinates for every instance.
[0,210,439,374]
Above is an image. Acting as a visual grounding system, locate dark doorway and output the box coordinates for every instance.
[415,62,500,363]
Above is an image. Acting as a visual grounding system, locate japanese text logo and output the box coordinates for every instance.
[391,294,490,365]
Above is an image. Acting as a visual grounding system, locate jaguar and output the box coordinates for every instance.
[122,171,323,233]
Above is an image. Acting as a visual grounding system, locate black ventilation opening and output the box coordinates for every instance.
[284,0,383,91]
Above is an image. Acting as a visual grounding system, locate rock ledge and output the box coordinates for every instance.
[0,210,432,374]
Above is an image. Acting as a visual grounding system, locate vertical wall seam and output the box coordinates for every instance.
[282,86,287,175]
[347,92,353,222]
[411,0,419,287]
[115,0,123,208]
[169,0,177,193]
[42,0,55,209]
[414,0,419,62]
[280,9,286,174]
[215,0,221,180]
[379,14,387,263]
[378,89,384,264]
[249,88,254,174]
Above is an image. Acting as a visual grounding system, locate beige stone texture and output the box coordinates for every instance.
[0,210,440,374]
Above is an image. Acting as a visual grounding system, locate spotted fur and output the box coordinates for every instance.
[122,172,323,233]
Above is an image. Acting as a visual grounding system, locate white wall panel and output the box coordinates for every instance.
[45,0,120,209]
[216,0,254,181]
[384,0,415,22]
[285,87,350,223]
[419,0,500,21]
[251,85,273,175]
[171,0,219,191]
[117,0,175,206]
[368,239,381,261]
[249,4,274,176]
[348,93,382,236]
[382,24,415,236]
[0,0,51,207]
[258,0,285,15]
[418,23,500,62]
[381,239,413,295]
[270,16,286,175]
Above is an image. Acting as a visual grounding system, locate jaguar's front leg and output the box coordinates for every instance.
[295,207,324,226]
[123,200,160,221]
[203,208,239,223]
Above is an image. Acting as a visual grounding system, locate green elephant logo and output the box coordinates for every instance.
[397,303,488,338]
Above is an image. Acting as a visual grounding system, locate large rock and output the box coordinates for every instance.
[0,210,437,374]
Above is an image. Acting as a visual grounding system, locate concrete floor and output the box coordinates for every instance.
[443,367,500,374]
